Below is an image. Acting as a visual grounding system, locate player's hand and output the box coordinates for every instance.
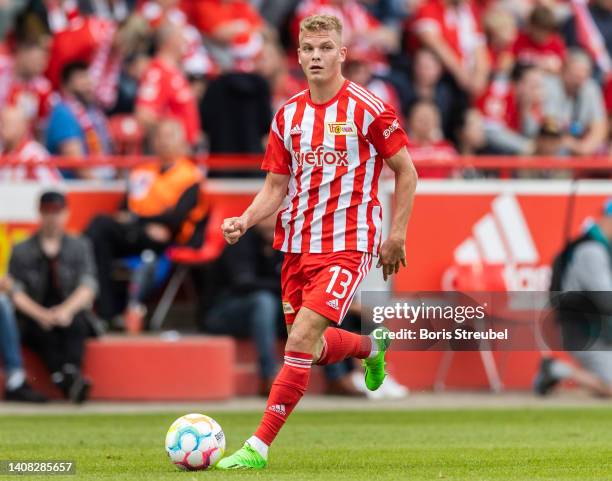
[221,216,247,245]
[377,237,407,282]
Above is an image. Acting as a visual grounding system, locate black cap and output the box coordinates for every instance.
[39,191,67,213]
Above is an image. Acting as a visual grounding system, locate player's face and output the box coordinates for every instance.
[298,31,346,84]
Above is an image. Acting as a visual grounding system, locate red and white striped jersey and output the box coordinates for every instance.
[0,139,60,183]
[262,79,409,255]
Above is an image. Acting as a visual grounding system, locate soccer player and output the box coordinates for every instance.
[218,14,417,469]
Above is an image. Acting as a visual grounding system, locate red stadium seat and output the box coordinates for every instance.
[108,115,144,155]
[149,207,226,329]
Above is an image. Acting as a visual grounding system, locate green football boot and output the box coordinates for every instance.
[362,326,392,391]
[216,443,267,470]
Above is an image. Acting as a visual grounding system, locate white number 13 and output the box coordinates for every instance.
[325,266,353,299]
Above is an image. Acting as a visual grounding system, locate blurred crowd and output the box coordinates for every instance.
[0,0,612,180]
[2,0,612,405]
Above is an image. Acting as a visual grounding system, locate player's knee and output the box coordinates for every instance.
[286,325,320,355]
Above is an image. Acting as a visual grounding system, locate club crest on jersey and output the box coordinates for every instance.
[293,146,349,167]
[326,121,356,136]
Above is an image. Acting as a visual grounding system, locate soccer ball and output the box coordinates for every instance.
[165,413,226,470]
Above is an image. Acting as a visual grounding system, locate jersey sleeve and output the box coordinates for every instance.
[412,2,442,35]
[261,115,291,175]
[366,105,410,159]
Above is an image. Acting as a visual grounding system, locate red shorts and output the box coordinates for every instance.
[281,251,373,325]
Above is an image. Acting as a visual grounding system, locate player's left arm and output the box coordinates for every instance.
[366,105,418,281]
[379,147,418,281]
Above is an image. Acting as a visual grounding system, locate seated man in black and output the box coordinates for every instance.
[9,191,97,403]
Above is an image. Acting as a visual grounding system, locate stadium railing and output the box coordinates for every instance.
[1,155,612,174]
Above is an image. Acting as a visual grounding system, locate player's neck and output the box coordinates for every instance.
[309,76,346,105]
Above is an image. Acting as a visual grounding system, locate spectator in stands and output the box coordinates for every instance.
[407,0,490,98]
[534,117,563,156]
[45,61,114,179]
[405,100,457,178]
[109,51,151,115]
[535,199,612,397]
[138,0,217,78]
[85,119,208,324]
[478,65,546,155]
[0,0,27,39]
[403,48,457,138]
[0,277,47,402]
[200,69,272,155]
[563,0,612,78]
[0,40,57,134]
[517,118,565,179]
[189,0,265,73]
[484,6,518,76]
[0,106,60,183]
[292,0,399,72]
[343,49,402,114]
[136,22,201,148]
[9,191,97,404]
[544,49,608,156]
[45,6,126,101]
[456,109,487,155]
[512,5,566,74]
[83,0,136,21]
[256,29,307,111]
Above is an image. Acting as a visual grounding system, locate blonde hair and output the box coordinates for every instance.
[299,14,343,39]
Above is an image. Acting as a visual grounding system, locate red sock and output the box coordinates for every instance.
[316,328,371,365]
[253,351,312,446]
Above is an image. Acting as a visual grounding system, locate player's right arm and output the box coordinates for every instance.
[221,172,289,245]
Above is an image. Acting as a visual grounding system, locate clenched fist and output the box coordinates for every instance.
[221,216,248,245]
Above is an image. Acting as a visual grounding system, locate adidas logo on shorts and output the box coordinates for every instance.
[326,298,339,310]
[268,404,287,416]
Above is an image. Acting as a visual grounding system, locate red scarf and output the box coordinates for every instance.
[63,94,104,154]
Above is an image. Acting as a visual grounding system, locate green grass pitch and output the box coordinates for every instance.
[2,408,612,480]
